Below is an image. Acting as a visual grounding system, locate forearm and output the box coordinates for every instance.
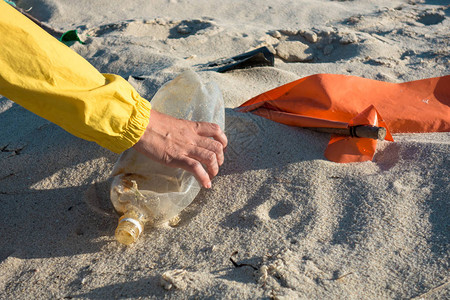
[0,1,151,153]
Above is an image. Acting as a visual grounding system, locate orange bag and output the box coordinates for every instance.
[239,74,450,163]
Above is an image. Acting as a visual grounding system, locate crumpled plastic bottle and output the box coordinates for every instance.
[110,70,225,245]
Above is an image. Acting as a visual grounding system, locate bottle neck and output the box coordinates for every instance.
[115,210,145,245]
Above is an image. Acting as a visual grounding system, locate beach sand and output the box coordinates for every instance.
[0,0,449,299]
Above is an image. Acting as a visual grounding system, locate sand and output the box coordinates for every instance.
[0,0,449,299]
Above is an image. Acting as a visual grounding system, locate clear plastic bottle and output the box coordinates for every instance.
[110,70,225,245]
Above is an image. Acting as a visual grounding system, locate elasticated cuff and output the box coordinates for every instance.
[104,96,152,153]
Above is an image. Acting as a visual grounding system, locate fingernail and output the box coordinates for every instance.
[206,182,212,189]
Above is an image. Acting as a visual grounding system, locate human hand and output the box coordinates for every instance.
[132,110,228,189]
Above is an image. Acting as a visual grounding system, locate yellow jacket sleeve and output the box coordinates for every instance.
[0,1,151,153]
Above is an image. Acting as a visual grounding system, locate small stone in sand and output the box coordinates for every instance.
[316,26,334,37]
[276,41,314,62]
[269,30,282,39]
[160,269,188,290]
[301,30,318,43]
[177,24,192,34]
[339,32,358,44]
[279,29,298,36]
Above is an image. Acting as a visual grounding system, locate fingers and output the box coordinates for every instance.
[188,146,220,177]
[132,112,229,189]
[173,145,219,188]
[177,156,212,189]
[195,122,228,149]
[167,143,220,188]
[195,138,225,166]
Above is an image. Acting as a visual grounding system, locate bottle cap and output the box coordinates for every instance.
[119,217,143,235]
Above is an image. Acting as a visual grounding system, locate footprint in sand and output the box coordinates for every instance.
[268,201,295,220]
[257,248,332,294]
[267,24,404,64]
[87,18,219,40]
[253,200,294,222]
[416,10,446,25]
